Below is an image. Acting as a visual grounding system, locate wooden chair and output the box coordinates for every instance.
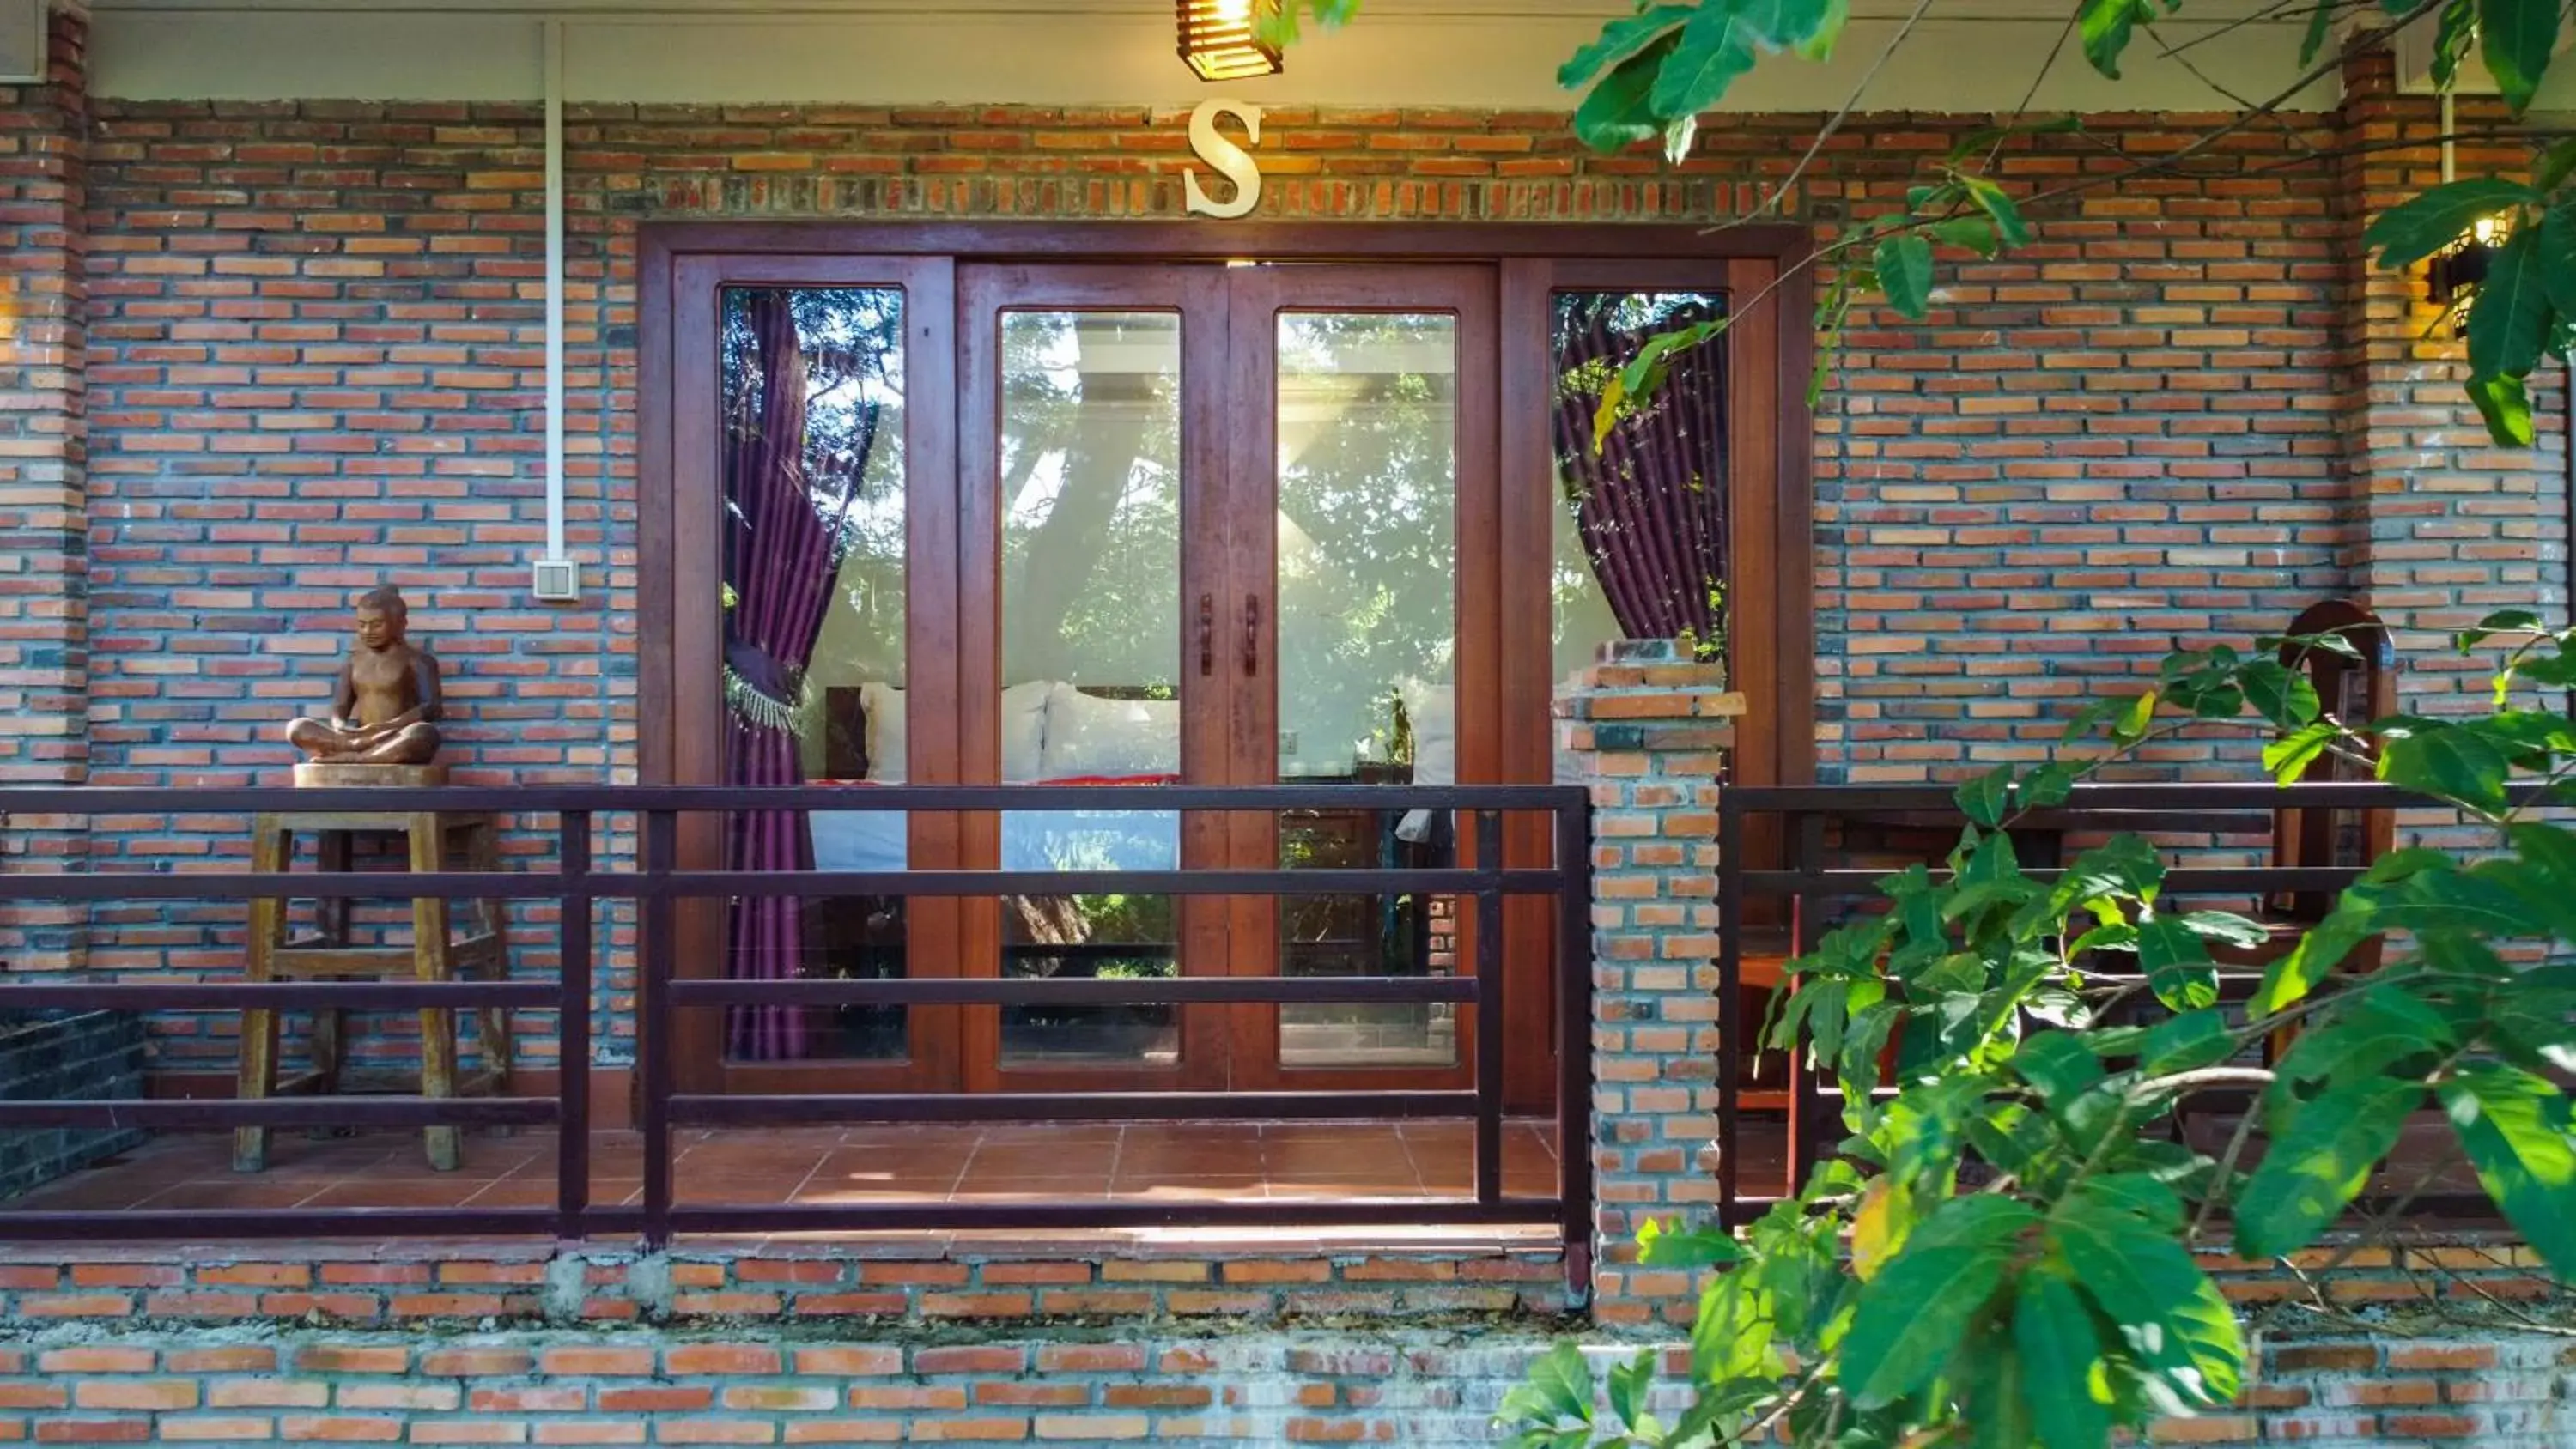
[235,807,513,1173]
[2217,600,2398,969]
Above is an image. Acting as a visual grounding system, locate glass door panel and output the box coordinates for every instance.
[1272,311,1461,1069]
[717,283,916,1066]
[1224,265,1498,1092]
[994,310,1184,1067]
[957,265,1231,1093]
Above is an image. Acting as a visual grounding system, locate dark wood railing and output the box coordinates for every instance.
[0,783,1592,1252]
[1716,779,2507,1228]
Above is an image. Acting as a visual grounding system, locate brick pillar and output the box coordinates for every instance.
[1558,639,1743,1326]
[2336,48,2569,712]
[0,3,88,973]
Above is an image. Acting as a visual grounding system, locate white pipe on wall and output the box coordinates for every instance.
[533,17,578,603]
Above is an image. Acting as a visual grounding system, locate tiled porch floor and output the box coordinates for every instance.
[6,1119,1571,1216]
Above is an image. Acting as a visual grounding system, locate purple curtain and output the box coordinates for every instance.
[720,292,867,1062]
[1550,302,1729,643]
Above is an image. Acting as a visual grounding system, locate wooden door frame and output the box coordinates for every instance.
[639,221,1819,1109]
[1219,262,1499,1095]
[953,262,1234,1094]
[644,252,961,1097]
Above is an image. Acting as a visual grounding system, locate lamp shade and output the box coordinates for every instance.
[1179,0,1281,81]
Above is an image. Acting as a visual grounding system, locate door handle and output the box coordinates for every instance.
[1198,594,1214,676]
[1242,594,1260,678]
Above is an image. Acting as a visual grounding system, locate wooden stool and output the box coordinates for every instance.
[235,774,513,1173]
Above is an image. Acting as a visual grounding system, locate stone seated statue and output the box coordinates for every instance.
[286,585,444,767]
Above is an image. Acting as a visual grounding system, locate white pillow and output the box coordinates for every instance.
[1399,679,1455,785]
[860,682,906,783]
[1397,679,1455,843]
[1000,681,1051,783]
[1041,684,1180,779]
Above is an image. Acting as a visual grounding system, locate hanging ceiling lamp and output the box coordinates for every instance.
[1179,0,1281,82]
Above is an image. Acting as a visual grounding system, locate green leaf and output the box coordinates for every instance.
[1637,1216,1741,1268]
[2051,834,2164,919]
[2057,696,2127,745]
[1841,1197,2038,1408]
[1606,1349,1653,1435]
[1650,5,1760,119]
[2136,912,2219,1010]
[2014,1272,2114,1449]
[2020,761,2078,810]
[2537,207,2576,336]
[2252,903,2375,1013]
[2052,1197,2243,1408]
[2263,719,2342,784]
[2364,178,2540,270]
[2236,1076,2421,1258]
[2469,370,2537,446]
[2467,227,2549,380]
[1498,1341,1595,1432]
[2378,720,2512,814]
[1934,215,2001,256]
[1956,764,2015,828]
[1558,4,1693,88]
[2430,0,2476,87]
[2019,1030,2107,1111]
[2439,1064,2576,1278]
[1960,173,2032,246]
[1571,34,1675,154]
[2142,1009,2236,1076]
[2480,0,2561,112]
[2179,910,2269,949]
[2238,659,2321,730]
[2297,0,2333,64]
[2276,985,2457,1094]
[1795,0,1849,57]
[2115,688,2157,742]
[1874,232,1935,319]
[2079,0,2158,77]
[2539,138,2576,195]
[1731,0,1838,51]
[2489,963,2576,1076]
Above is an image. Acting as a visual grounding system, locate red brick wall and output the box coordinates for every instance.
[0,9,89,979]
[76,92,2563,789]
[0,1325,2563,1446]
[74,96,2444,798]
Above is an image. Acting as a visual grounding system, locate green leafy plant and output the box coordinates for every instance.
[1495,616,2576,1447]
[1276,0,2574,442]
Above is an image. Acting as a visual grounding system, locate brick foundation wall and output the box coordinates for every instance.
[0,1322,2564,1446]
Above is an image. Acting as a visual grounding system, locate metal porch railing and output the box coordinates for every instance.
[1716,779,2511,1228]
[0,783,1592,1253]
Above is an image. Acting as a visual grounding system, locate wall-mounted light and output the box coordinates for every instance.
[1179,0,1281,82]
[2427,215,2505,308]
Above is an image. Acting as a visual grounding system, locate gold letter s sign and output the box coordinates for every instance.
[1185,99,1262,219]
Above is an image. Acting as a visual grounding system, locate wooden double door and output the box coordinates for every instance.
[664,255,1515,1100]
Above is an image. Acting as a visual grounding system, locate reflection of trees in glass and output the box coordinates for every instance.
[722,288,909,682]
[1276,312,1458,769]
[999,312,1182,689]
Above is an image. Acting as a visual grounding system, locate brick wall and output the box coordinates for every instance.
[1557,640,1737,1325]
[0,8,89,980]
[0,1324,2565,1445]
